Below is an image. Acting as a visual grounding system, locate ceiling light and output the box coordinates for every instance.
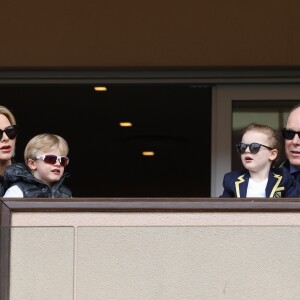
[142,151,155,156]
[94,86,107,91]
[119,122,133,127]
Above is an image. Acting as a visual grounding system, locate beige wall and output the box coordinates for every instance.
[1,0,300,68]
[9,212,300,299]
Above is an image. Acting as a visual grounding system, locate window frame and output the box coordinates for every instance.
[211,84,300,197]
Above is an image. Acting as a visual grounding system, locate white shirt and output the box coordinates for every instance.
[3,185,24,198]
[246,178,268,197]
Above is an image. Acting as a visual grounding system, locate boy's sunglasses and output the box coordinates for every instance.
[0,125,17,140]
[281,128,300,140]
[236,143,273,154]
[34,154,69,167]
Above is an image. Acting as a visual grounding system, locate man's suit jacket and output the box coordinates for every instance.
[279,160,300,181]
[219,167,299,198]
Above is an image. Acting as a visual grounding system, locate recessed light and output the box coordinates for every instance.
[119,122,133,127]
[142,151,155,156]
[94,86,107,91]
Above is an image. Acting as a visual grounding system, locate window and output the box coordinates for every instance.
[212,84,300,197]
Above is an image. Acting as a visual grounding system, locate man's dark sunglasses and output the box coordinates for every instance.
[236,142,273,154]
[281,128,300,140]
[0,125,18,140]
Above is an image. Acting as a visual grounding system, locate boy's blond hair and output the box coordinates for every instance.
[24,133,69,162]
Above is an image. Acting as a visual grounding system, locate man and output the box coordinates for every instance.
[281,104,300,178]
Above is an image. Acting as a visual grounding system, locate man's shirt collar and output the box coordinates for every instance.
[290,164,299,174]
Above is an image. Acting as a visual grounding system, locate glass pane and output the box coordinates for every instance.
[232,100,300,170]
[0,85,211,197]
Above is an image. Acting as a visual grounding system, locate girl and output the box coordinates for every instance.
[220,123,299,198]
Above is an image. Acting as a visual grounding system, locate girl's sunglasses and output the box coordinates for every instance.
[0,125,17,140]
[34,154,69,167]
[236,143,273,154]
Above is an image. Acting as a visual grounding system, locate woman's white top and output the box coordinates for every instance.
[3,185,24,198]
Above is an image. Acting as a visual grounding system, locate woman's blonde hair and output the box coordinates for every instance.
[0,105,16,125]
[24,133,69,162]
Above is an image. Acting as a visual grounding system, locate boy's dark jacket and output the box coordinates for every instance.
[219,167,299,198]
[4,162,72,198]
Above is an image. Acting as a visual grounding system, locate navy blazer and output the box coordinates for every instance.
[219,167,299,198]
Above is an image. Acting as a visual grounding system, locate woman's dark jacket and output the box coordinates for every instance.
[0,158,17,197]
[0,175,5,197]
[4,163,72,198]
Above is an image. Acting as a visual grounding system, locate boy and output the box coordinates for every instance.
[3,133,72,198]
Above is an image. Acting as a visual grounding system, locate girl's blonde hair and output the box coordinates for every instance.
[24,133,69,162]
[242,123,280,149]
[242,123,280,165]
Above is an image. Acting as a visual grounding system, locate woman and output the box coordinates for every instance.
[0,105,17,196]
